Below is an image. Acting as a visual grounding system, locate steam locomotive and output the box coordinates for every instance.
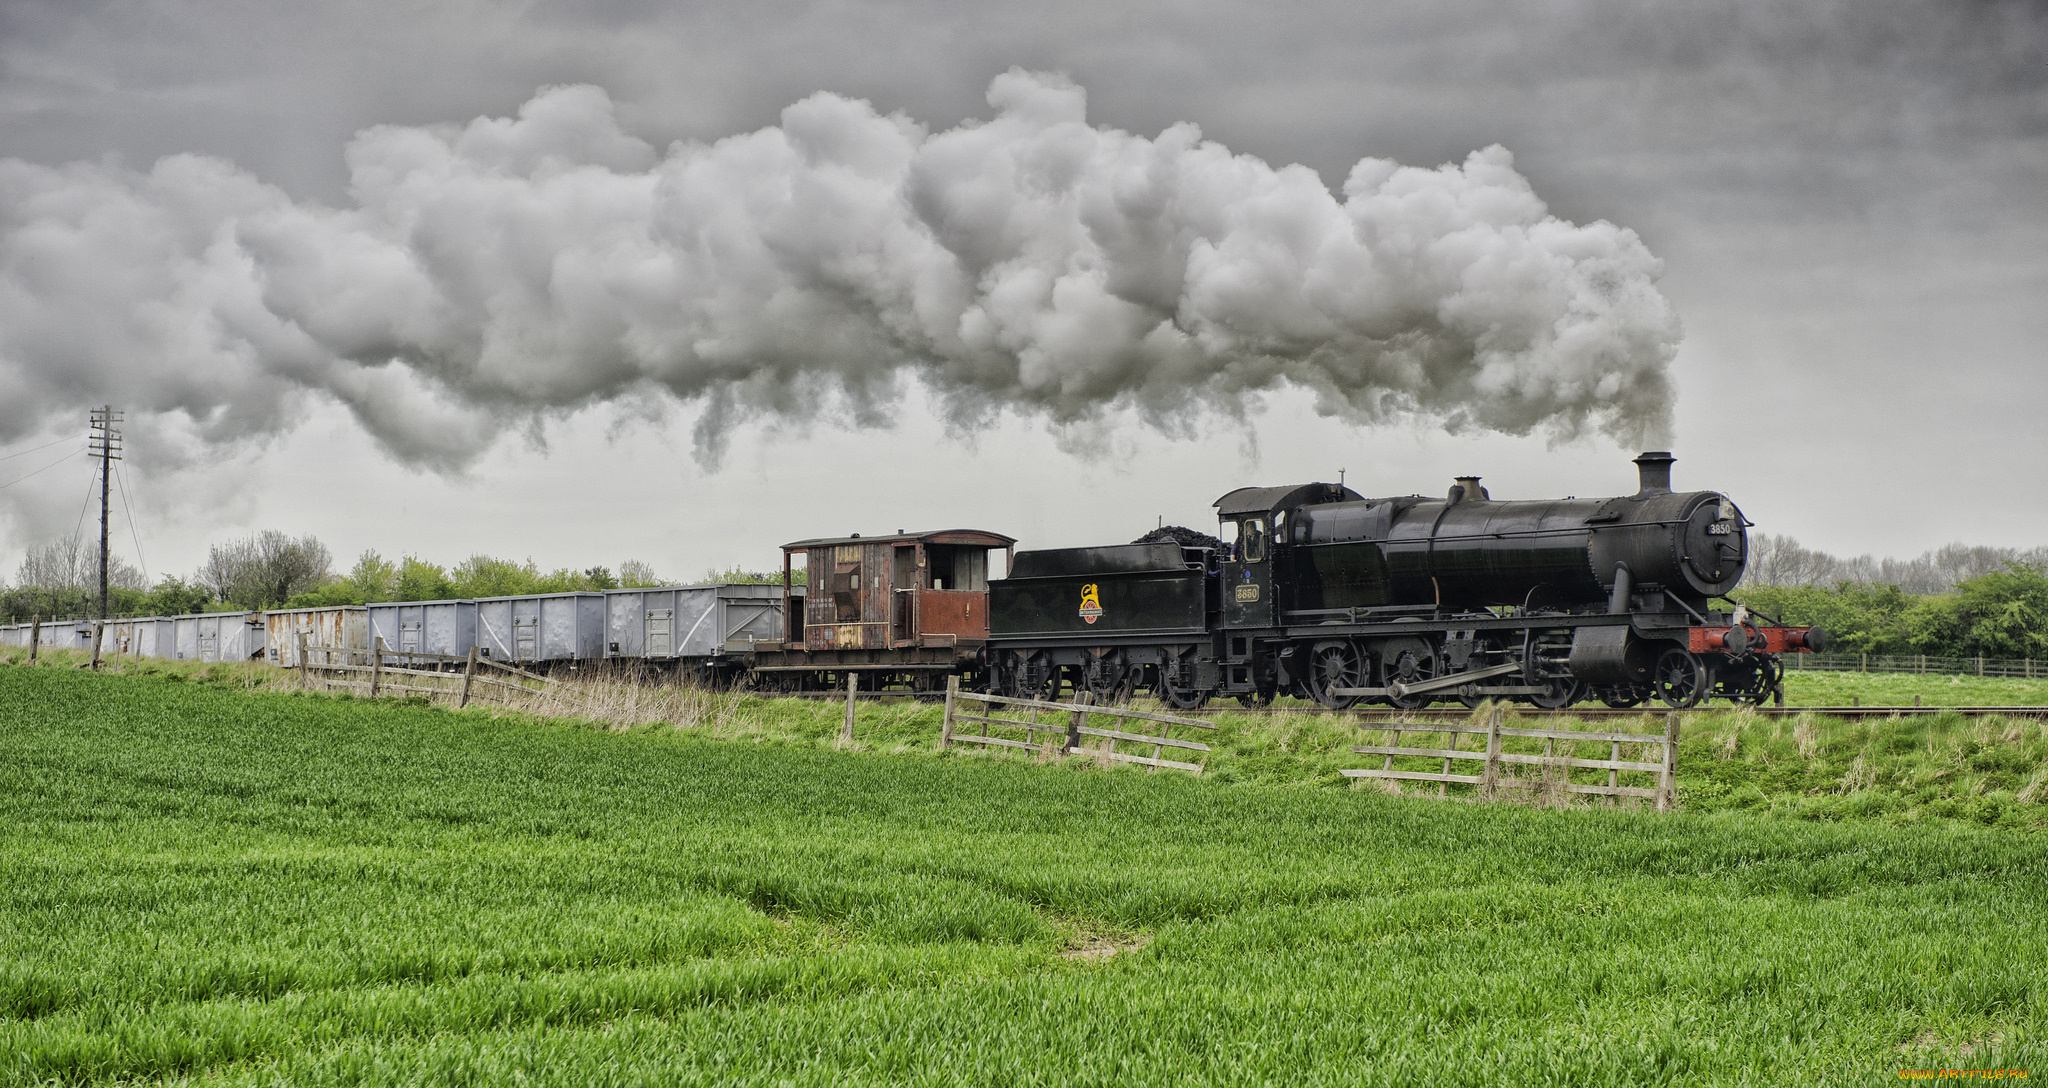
[981,451,1823,709]
[27,450,1821,710]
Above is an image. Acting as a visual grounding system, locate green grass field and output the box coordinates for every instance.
[1781,668,2048,707]
[2,663,2044,1085]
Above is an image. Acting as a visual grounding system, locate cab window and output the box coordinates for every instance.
[1240,518,1267,562]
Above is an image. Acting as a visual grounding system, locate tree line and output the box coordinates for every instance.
[0,530,793,623]
[1735,533,2048,660]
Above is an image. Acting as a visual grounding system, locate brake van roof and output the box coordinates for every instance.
[780,529,1017,551]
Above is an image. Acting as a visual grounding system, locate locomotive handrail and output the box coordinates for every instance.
[1664,591,1711,626]
[1303,516,1713,547]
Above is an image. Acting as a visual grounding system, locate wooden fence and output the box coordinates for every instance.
[297,635,557,708]
[938,676,1216,773]
[1342,707,1680,811]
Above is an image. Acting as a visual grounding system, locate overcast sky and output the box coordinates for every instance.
[1,0,2044,588]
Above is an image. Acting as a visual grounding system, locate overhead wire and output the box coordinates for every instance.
[72,457,98,549]
[0,447,84,493]
[0,434,78,465]
[115,460,149,587]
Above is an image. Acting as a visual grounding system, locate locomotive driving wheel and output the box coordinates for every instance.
[1526,676,1583,710]
[1383,640,1437,711]
[1654,649,1708,709]
[1306,641,1365,710]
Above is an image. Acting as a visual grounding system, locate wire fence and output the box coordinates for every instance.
[1788,652,2047,679]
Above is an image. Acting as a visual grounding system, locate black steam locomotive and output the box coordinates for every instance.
[983,452,1824,709]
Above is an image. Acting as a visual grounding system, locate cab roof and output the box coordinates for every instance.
[1213,482,1363,518]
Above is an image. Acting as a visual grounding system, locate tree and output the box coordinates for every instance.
[8,535,144,618]
[348,550,397,603]
[701,566,791,585]
[282,582,366,608]
[394,556,454,601]
[140,576,213,616]
[15,535,145,593]
[199,531,333,610]
[451,555,541,599]
[583,566,618,590]
[1954,563,2048,659]
[618,559,664,588]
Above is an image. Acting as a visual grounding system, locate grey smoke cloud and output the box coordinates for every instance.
[0,70,1679,470]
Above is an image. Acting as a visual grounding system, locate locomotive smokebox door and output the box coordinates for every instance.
[1222,515,1277,629]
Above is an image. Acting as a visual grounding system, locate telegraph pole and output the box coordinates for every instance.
[88,407,123,625]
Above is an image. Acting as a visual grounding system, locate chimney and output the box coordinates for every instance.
[1633,451,1674,495]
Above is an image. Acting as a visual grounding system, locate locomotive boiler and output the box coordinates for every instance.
[985,452,1824,710]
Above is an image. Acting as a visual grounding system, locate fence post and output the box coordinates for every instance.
[371,637,385,698]
[1657,712,1680,813]
[841,672,857,745]
[459,646,479,708]
[90,620,104,670]
[1066,690,1094,757]
[1860,652,1867,673]
[29,615,40,663]
[1978,655,1984,677]
[298,632,310,691]
[1482,707,1503,801]
[940,674,958,750]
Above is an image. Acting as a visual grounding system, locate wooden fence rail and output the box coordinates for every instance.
[1341,707,1681,811]
[939,676,1216,773]
[295,637,559,709]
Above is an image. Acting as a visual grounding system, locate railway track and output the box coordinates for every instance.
[757,688,2048,721]
[1215,704,2048,722]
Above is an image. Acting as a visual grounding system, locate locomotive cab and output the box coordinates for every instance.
[1215,482,1363,632]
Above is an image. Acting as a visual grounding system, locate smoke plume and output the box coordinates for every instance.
[0,70,1679,469]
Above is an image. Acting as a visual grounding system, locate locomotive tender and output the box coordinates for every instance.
[983,452,1824,709]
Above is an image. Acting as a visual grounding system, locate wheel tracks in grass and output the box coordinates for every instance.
[1,942,1047,1085]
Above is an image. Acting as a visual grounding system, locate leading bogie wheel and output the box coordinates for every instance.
[1654,649,1707,709]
